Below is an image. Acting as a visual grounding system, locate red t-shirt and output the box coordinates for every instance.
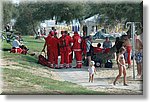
[94,47,102,54]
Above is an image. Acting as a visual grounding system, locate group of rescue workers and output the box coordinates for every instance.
[42,30,86,69]
[40,28,114,69]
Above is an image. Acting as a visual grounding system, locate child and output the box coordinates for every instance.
[113,47,128,86]
[88,61,96,83]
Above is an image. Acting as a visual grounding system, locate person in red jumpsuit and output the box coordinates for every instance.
[64,31,73,68]
[72,32,82,68]
[59,31,66,68]
[42,31,52,66]
[47,31,59,68]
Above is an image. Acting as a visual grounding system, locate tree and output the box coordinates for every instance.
[3,1,142,35]
[14,3,40,35]
[2,1,19,26]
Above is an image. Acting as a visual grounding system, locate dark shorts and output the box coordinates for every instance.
[87,52,91,57]
[135,52,143,63]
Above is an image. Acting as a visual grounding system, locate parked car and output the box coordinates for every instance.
[93,31,115,40]
[93,31,125,40]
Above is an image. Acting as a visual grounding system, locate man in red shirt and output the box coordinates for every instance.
[94,43,102,54]
[72,32,82,68]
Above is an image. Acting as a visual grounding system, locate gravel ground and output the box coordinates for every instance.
[52,60,143,95]
[92,66,143,95]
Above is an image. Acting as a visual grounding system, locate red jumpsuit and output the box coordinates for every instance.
[47,36,59,68]
[59,34,66,68]
[59,34,72,68]
[10,48,23,54]
[72,32,82,68]
[65,35,73,68]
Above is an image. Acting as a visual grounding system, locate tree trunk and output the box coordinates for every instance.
[27,11,38,36]
[31,20,38,36]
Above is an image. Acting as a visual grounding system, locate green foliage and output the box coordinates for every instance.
[2,1,19,25]
[14,3,40,35]
[3,2,142,35]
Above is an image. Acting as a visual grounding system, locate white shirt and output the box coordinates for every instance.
[12,39,21,48]
[88,66,95,74]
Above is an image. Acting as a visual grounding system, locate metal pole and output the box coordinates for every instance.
[131,22,136,79]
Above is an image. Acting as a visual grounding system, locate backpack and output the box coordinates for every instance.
[105,59,113,68]
[95,61,101,67]
[38,52,49,67]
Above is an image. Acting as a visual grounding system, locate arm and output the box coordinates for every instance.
[138,39,143,49]
[110,41,112,48]
[94,67,97,74]
[117,54,123,66]
[103,41,105,48]
[42,42,46,52]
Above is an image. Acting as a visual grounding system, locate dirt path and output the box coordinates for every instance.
[52,67,143,95]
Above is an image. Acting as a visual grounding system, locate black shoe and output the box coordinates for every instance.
[55,67,62,69]
[113,81,116,86]
[57,67,63,69]
[124,83,128,86]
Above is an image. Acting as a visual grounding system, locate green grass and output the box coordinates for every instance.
[1,36,106,95]
[2,68,106,95]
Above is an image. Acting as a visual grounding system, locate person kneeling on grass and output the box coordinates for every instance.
[113,47,128,86]
[88,61,96,83]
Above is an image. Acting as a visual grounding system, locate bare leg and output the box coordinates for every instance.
[123,67,128,86]
[140,63,143,78]
[137,63,140,76]
[137,63,142,76]
[113,65,123,85]
[88,56,91,66]
[89,73,91,82]
[91,74,94,83]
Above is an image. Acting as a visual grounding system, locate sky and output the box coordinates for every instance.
[12,0,20,4]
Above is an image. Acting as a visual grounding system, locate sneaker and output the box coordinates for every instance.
[73,66,76,68]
